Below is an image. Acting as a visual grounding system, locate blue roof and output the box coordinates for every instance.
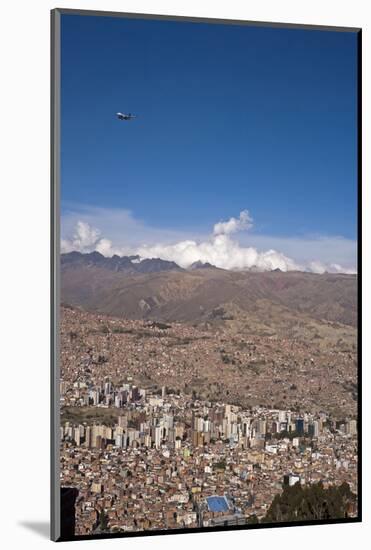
[207,496,230,513]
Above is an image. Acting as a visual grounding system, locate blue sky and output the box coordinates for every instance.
[60,14,358,272]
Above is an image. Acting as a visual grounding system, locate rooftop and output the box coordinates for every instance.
[206,496,230,513]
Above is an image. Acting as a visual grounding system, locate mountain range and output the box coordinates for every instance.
[61,251,357,328]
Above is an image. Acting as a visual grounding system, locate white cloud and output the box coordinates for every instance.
[135,234,301,271]
[213,210,253,236]
[61,206,357,274]
[61,221,102,253]
[239,233,357,270]
[61,204,194,248]
[61,221,122,257]
[308,260,356,275]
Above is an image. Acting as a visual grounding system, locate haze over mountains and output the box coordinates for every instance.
[61,251,357,327]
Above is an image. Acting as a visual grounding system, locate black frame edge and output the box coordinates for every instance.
[50,9,362,542]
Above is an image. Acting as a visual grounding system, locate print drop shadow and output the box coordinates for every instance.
[19,521,49,539]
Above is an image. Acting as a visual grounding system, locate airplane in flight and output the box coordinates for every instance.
[116,112,137,121]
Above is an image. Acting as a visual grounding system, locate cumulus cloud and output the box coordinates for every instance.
[136,234,301,272]
[61,204,194,248]
[308,260,356,275]
[213,210,253,236]
[61,221,122,257]
[61,208,357,274]
[61,221,103,253]
[133,210,299,271]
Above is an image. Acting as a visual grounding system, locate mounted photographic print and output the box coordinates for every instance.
[51,8,361,542]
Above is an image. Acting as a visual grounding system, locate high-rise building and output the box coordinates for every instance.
[118,415,128,428]
[346,419,357,436]
[163,414,174,431]
[131,386,140,402]
[296,419,304,435]
[90,390,100,406]
[84,426,91,447]
[257,420,267,436]
[152,425,162,449]
[73,427,80,446]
